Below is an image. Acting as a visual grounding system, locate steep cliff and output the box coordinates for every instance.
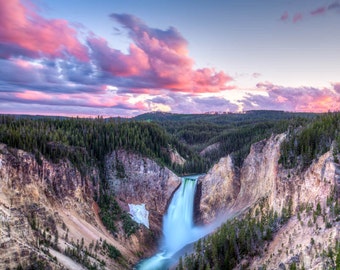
[196,155,239,224]
[0,144,181,269]
[0,143,141,269]
[197,134,285,223]
[197,134,339,269]
[250,150,339,269]
[106,150,181,240]
[233,133,286,213]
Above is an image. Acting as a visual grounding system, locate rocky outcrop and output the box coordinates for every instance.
[105,150,181,246]
[196,155,239,224]
[0,144,137,270]
[200,142,220,157]
[169,148,186,166]
[197,134,285,223]
[233,133,286,213]
[197,134,340,269]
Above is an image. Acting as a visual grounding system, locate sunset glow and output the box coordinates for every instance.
[1,0,339,116]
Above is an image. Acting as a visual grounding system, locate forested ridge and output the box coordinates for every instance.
[0,110,317,176]
[0,115,204,175]
[135,110,316,168]
[280,112,340,169]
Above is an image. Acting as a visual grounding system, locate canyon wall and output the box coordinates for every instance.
[0,143,134,269]
[105,150,181,254]
[0,144,181,269]
[197,134,340,269]
[196,155,239,224]
[197,134,285,223]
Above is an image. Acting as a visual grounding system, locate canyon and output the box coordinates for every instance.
[0,132,339,269]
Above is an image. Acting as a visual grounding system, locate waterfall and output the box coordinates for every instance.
[137,175,206,270]
[163,177,197,253]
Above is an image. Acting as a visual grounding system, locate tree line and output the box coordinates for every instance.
[280,112,340,169]
[0,115,205,176]
[136,111,315,168]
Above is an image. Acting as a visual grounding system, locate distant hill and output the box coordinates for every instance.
[133,110,316,124]
[134,110,318,168]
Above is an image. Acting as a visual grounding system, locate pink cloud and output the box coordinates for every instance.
[15,90,52,101]
[0,0,88,61]
[8,87,148,112]
[333,83,340,94]
[275,96,288,103]
[281,3,340,24]
[243,83,340,112]
[293,13,303,23]
[13,58,38,69]
[82,92,147,110]
[88,37,149,76]
[0,2,234,116]
[298,96,335,112]
[310,7,326,16]
[280,11,289,21]
[88,14,233,93]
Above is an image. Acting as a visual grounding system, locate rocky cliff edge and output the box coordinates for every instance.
[197,134,340,269]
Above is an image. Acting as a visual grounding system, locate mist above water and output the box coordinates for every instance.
[137,176,209,270]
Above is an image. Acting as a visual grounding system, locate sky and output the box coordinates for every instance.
[0,0,340,117]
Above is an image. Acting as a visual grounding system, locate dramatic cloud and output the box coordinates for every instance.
[1,0,338,117]
[0,58,102,95]
[242,83,340,112]
[88,13,234,93]
[0,0,235,116]
[0,0,88,61]
[87,37,149,77]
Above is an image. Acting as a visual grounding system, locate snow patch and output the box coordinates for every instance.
[128,203,149,228]
[0,158,2,169]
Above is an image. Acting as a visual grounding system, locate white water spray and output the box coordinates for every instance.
[137,176,208,270]
[163,177,196,253]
